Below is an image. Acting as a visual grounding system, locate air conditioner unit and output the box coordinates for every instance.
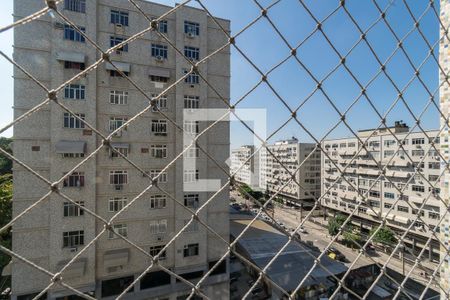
[157,236,164,242]
[190,84,195,88]
[69,247,78,253]
[115,184,123,191]
[155,55,164,62]
[54,22,64,29]
[115,23,124,34]
[186,32,195,38]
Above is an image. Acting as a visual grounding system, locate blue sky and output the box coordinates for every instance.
[0,0,442,148]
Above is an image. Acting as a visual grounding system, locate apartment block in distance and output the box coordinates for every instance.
[11,0,230,299]
[264,138,321,207]
[230,145,260,190]
[321,122,441,261]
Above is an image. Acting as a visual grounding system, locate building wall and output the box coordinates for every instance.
[321,129,441,259]
[12,0,230,299]
[230,145,260,189]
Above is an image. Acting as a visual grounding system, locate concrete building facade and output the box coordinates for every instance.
[321,123,441,261]
[230,145,260,190]
[264,138,321,207]
[12,0,230,299]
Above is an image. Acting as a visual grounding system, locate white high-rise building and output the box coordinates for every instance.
[11,0,230,299]
[230,145,260,189]
[321,123,441,261]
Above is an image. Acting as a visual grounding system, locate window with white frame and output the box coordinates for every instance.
[109,170,128,185]
[150,145,167,158]
[63,113,85,129]
[108,197,127,212]
[62,152,84,158]
[149,245,166,259]
[184,95,199,109]
[183,243,199,257]
[183,69,200,84]
[64,84,85,100]
[384,139,396,147]
[149,219,167,234]
[384,192,395,199]
[412,138,425,145]
[64,25,85,42]
[183,219,199,232]
[184,121,199,134]
[110,146,129,158]
[183,169,199,183]
[185,146,199,158]
[184,194,199,209]
[147,170,167,183]
[63,172,85,187]
[184,46,199,61]
[109,117,128,132]
[397,205,409,213]
[108,224,127,239]
[63,201,84,217]
[412,150,425,156]
[412,185,425,193]
[110,90,128,105]
[64,0,86,13]
[429,211,440,220]
[110,36,128,52]
[63,230,84,248]
[150,94,167,111]
[184,21,199,35]
[150,195,166,209]
[151,120,167,135]
[151,44,168,59]
[111,10,129,26]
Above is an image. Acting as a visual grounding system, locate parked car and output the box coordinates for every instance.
[327,247,346,261]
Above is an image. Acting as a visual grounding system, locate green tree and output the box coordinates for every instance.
[0,174,12,281]
[0,137,12,175]
[370,226,397,245]
[327,214,347,236]
[342,225,362,248]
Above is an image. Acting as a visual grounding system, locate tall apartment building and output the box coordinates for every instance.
[12,0,230,299]
[230,145,260,189]
[264,138,321,207]
[439,0,450,295]
[321,123,441,260]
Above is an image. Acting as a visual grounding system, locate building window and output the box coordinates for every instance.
[149,245,167,259]
[185,146,199,158]
[151,120,167,135]
[397,205,409,213]
[147,170,167,183]
[109,197,128,212]
[184,21,200,36]
[183,243,199,257]
[110,146,129,158]
[412,209,425,217]
[150,94,168,111]
[384,203,393,209]
[184,69,200,84]
[63,24,85,42]
[110,36,128,52]
[412,185,425,193]
[63,201,84,217]
[109,170,128,185]
[184,194,199,209]
[428,162,440,169]
[63,113,85,129]
[412,150,425,157]
[110,90,128,105]
[184,121,199,134]
[384,192,395,199]
[140,270,170,290]
[184,46,200,61]
[412,138,425,145]
[368,200,380,207]
[110,70,129,77]
[150,195,166,209]
[149,75,168,83]
[184,95,199,109]
[429,212,440,220]
[62,153,84,158]
[31,146,40,152]
[101,276,134,298]
[63,172,85,187]
[64,84,85,100]
[151,44,168,59]
[108,224,127,239]
[150,145,167,158]
[184,219,199,232]
[149,219,167,234]
[383,150,394,158]
[209,260,227,276]
[109,117,128,132]
[157,20,168,33]
[111,10,129,26]
[183,170,199,183]
[64,61,85,70]
[63,230,84,248]
[64,0,86,13]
